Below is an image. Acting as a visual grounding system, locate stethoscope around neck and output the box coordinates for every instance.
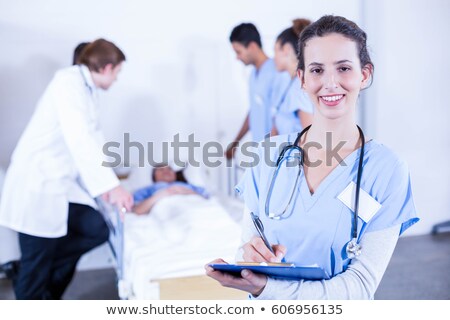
[264,124,366,258]
[78,65,94,96]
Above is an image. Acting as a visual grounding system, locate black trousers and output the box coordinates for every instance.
[14,203,109,299]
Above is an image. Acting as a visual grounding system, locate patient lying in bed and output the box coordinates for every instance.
[132,164,209,215]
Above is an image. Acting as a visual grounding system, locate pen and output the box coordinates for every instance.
[250,212,275,255]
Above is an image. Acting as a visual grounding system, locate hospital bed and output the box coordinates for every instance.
[101,165,247,300]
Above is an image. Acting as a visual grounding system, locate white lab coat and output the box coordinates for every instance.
[0,65,119,238]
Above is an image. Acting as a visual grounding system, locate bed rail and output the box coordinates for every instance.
[96,199,128,299]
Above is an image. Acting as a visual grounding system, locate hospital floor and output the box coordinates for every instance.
[1,232,449,300]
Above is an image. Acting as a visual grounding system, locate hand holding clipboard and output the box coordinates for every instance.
[208,262,329,281]
[211,212,327,282]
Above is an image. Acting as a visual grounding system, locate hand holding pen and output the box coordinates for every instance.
[204,212,285,297]
[245,212,287,263]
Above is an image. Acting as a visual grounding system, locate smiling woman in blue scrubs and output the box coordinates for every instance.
[206,15,419,299]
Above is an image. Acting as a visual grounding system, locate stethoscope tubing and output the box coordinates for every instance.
[267,124,365,245]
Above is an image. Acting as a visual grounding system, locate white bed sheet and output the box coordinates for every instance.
[122,194,243,299]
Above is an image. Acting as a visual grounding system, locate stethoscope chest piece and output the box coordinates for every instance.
[346,238,362,259]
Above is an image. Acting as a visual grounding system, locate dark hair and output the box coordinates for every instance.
[229,23,262,48]
[78,38,126,72]
[72,42,90,65]
[151,164,188,183]
[297,15,374,75]
[277,18,311,56]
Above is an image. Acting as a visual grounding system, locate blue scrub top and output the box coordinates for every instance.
[249,59,290,142]
[273,77,314,135]
[133,181,209,204]
[236,134,419,278]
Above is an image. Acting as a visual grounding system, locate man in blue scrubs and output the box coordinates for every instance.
[225,23,289,159]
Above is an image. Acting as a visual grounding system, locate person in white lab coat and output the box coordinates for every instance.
[0,38,133,299]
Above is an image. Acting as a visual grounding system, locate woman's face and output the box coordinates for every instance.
[153,166,176,183]
[300,33,371,120]
[274,41,294,72]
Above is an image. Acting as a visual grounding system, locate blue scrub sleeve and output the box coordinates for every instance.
[190,185,210,198]
[235,148,264,214]
[287,86,314,114]
[270,72,292,111]
[365,160,419,235]
[133,185,157,204]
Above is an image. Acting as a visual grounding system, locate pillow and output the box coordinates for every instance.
[178,163,207,188]
[123,165,152,192]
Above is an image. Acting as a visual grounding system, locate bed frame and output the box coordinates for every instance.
[96,199,128,299]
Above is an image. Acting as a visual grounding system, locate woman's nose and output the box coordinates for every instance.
[324,72,338,90]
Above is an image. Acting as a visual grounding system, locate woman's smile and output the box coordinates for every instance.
[319,94,345,107]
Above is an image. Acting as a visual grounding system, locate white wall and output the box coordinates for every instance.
[362,0,450,235]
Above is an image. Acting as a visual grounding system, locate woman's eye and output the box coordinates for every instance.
[339,66,351,72]
[310,68,322,74]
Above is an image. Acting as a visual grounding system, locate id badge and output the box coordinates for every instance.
[337,181,381,223]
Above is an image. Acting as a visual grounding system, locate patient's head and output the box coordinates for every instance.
[152,165,176,183]
[152,164,188,183]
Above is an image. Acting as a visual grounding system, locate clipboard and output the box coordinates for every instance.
[209,262,329,281]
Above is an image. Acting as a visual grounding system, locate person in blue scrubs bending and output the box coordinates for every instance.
[207,15,419,299]
[225,23,289,159]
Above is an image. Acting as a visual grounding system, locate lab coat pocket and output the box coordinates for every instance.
[32,159,70,194]
[27,189,68,236]
[41,178,70,194]
[38,157,70,178]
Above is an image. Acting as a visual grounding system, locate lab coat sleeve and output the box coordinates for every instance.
[53,78,119,198]
[253,224,400,300]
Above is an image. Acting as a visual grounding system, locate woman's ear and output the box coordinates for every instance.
[360,64,373,89]
[297,69,305,88]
